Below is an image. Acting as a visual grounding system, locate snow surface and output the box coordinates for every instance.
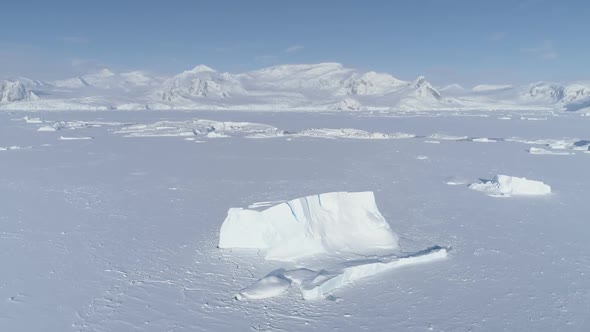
[1,110,589,331]
[469,175,552,197]
[235,273,292,300]
[219,191,399,261]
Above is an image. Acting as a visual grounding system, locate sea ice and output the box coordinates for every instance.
[528,147,572,155]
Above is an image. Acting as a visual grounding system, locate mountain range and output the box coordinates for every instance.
[1,63,589,112]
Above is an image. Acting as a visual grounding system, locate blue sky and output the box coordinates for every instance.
[0,0,588,85]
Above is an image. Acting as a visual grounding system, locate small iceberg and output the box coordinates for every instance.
[469,175,551,197]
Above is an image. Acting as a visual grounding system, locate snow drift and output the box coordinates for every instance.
[235,246,449,301]
[469,175,551,196]
[218,191,399,261]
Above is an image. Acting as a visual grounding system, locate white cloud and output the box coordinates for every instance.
[521,40,557,60]
[284,45,304,53]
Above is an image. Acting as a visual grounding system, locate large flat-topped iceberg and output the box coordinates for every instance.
[469,175,551,197]
[218,191,399,261]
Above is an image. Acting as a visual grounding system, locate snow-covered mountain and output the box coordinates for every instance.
[239,62,353,93]
[152,63,449,111]
[0,80,39,103]
[338,71,408,96]
[522,81,590,108]
[1,63,589,112]
[239,63,416,98]
[159,65,245,102]
[51,69,163,91]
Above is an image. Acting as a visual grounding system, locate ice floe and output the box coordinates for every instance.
[59,136,94,141]
[506,137,590,153]
[31,119,128,132]
[528,147,572,155]
[114,119,283,138]
[112,118,418,140]
[23,116,43,124]
[469,175,551,197]
[520,117,547,121]
[295,128,416,140]
[428,133,469,141]
[37,126,57,132]
[0,145,32,151]
[471,137,498,143]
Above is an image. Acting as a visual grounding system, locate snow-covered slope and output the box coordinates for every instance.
[522,81,590,111]
[1,63,589,112]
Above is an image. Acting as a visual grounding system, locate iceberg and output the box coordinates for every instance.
[218,191,399,261]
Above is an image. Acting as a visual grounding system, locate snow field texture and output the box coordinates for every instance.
[3,111,590,331]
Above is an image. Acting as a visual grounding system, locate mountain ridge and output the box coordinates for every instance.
[1,63,589,112]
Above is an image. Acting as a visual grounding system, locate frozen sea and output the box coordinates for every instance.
[1,110,589,331]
